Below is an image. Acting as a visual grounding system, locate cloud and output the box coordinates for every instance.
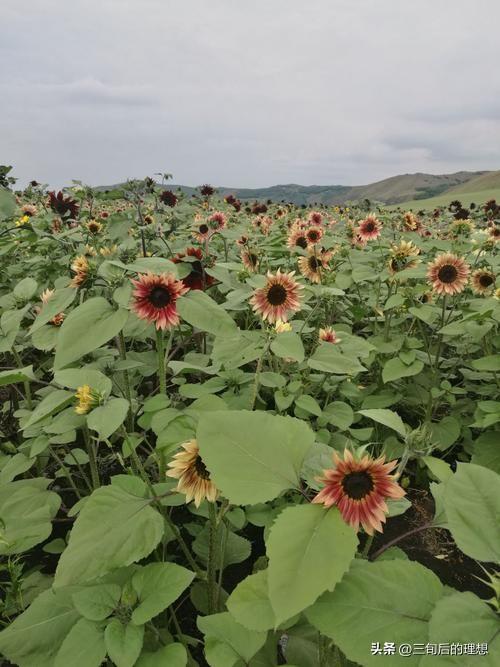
[1,0,499,187]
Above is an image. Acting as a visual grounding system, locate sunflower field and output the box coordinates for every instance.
[0,177,499,667]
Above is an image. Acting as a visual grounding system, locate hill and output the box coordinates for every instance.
[96,170,493,206]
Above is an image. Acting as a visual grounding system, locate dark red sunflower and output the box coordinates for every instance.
[131,272,188,330]
[172,247,215,291]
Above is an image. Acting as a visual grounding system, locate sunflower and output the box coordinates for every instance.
[287,228,308,250]
[319,327,341,343]
[388,240,420,274]
[305,226,323,246]
[312,449,405,535]
[85,219,103,235]
[427,253,470,296]
[75,385,102,415]
[70,255,90,288]
[357,214,382,241]
[308,211,323,226]
[450,218,474,237]
[172,247,214,291]
[38,288,65,326]
[207,211,226,231]
[250,269,303,323]
[403,211,421,233]
[166,439,218,507]
[471,268,496,295]
[297,248,331,283]
[241,249,260,273]
[192,221,212,243]
[488,225,500,243]
[21,204,37,217]
[131,272,188,330]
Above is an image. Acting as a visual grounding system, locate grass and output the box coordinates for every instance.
[394,187,500,211]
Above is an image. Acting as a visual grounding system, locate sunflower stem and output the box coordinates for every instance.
[83,425,100,489]
[207,501,218,614]
[361,534,374,559]
[156,328,166,394]
[117,331,133,431]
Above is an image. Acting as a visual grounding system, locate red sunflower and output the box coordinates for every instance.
[172,247,214,291]
[427,253,470,296]
[357,214,382,241]
[250,269,303,323]
[131,272,188,330]
[312,449,405,535]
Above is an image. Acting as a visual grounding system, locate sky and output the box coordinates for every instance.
[1,0,500,189]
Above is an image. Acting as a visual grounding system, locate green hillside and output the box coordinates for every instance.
[446,170,500,194]
[397,187,500,211]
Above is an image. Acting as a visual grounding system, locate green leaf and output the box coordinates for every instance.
[422,456,453,482]
[320,402,354,430]
[55,618,106,667]
[268,504,357,626]
[472,355,500,372]
[382,357,423,383]
[0,453,35,484]
[0,479,61,555]
[72,584,121,621]
[30,288,77,334]
[54,297,128,369]
[131,562,194,625]
[198,612,267,665]
[270,332,304,362]
[443,463,500,563]
[295,394,322,417]
[227,569,275,632]
[425,591,500,666]
[472,431,500,474]
[196,410,314,504]
[429,416,460,450]
[87,398,130,440]
[0,587,81,667]
[177,291,237,337]
[23,389,74,430]
[54,368,112,396]
[306,559,443,667]
[0,308,28,352]
[0,365,35,387]
[211,331,265,368]
[308,344,367,375]
[0,187,16,220]
[14,277,38,300]
[192,523,251,569]
[357,409,407,437]
[136,644,187,667]
[104,619,144,667]
[54,485,164,587]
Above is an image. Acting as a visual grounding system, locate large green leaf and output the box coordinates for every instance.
[54,485,164,587]
[72,584,121,621]
[131,562,194,625]
[54,618,106,667]
[270,332,304,362]
[136,644,187,667]
[0,187,16,220]
[443,463,500,563]
[472,431,500,474]
[54,367,112,396]
[104,619,144,667]
[357,408,407,437]
[267,504,357,626]
[87,397,130,440]
[177,291,237,337]
[227,569,275,632]
[0,587,81,667]
[54,297,128,369]
[306,559,443,667]
[198,612,267,666]
[0,479,61,555]
[29,288,77,334]
[382,358,424,383]
[23,389,75,430]
[423,591,500,666]
[0,365,35,387]
[196,410,314,504]
[0,308,28,353]
[308,344,367,375]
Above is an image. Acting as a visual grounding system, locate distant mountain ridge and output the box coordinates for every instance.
[97,170,496,206]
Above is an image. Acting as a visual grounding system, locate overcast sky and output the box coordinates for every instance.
[1,0,499,188]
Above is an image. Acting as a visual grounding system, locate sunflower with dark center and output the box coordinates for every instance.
[166,439,218,507]
[427,252,470,295]
[357,214,382,241]
[250,269,303,323]
[305,226,323,245]
[131,272,188,330]
[287,228,308,250]
[193,222,212,243]
[199,184,215,197]
[471,268,496,295]
[241,249,260,273]
[298,248,331,283]
[172,247,214,291]
[388,240,420,274]
[48,190,79,220]
[312,449,405,535]
[160,190,178,207]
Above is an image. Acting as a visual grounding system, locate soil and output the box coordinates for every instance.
[365,487,494,599]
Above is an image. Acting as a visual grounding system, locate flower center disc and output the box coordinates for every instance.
[199,224,209,234]
[194,455,211,480]
[342,471,374,499]
[267,284,287,305]
[437,264,458,283]
[149,286,171,307]
[479,274,494,287]
[309,257,320,270]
